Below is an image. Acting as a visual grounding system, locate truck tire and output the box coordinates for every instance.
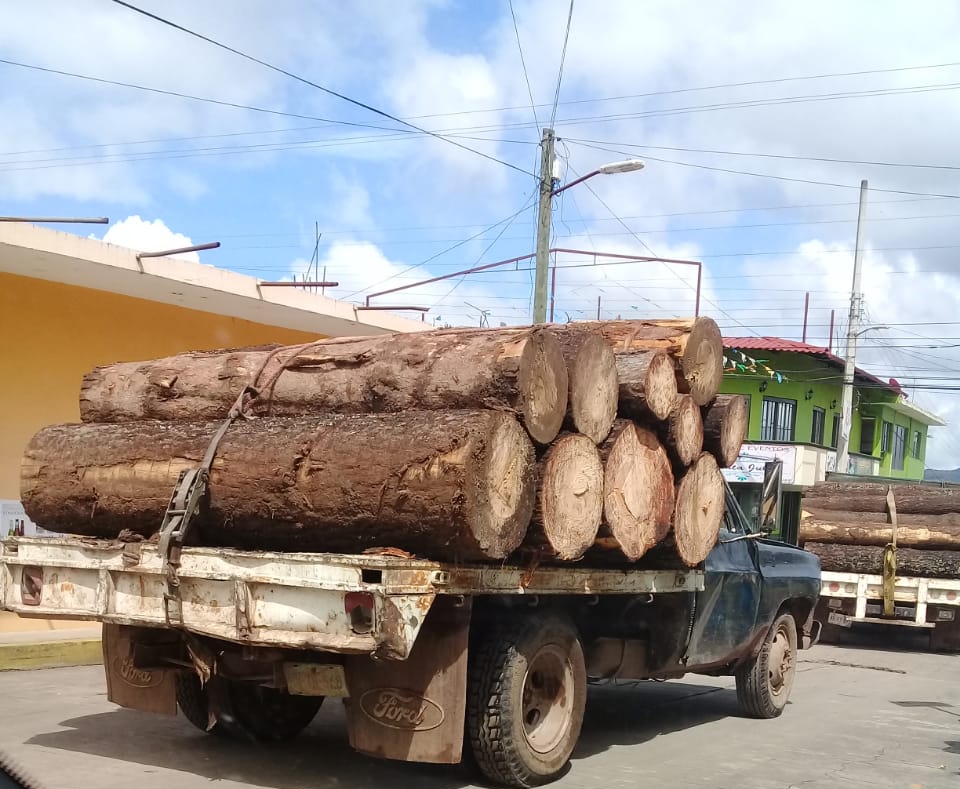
[466,612,586,788]
[735,612,797,719]
[175,674,322,742]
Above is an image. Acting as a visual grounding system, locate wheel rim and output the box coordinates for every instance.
[767,623,794,698]
[521,644,575,754]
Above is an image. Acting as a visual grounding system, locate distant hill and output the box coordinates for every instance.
[924,468,960,483]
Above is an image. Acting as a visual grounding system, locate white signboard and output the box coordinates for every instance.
[722,444,798,485]
[1,500,56,538]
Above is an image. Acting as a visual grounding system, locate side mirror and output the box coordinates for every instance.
[759,460,783,533]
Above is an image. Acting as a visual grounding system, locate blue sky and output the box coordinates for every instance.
[4,0,960,464]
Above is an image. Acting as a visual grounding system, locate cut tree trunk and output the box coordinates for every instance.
[79,327,569,446]
[673,453,725,566]
[547,328,618,444]
[584,318,724,406]
[803,482,960,516]
[657,394,704,470]
[598,421,675,560]
[20,410,536,562]
[805,542,960,580]
[798,518,960,550]
[526,433,604,560]
[701,394,749,468]
[801,508,960,527]
[614,351,678,422]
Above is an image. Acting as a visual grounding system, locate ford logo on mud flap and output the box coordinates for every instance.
[114,657,164,689]
[359,688,444,731]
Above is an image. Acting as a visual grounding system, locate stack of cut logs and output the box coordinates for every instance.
[800,481,960,578]
[20,318,748,567]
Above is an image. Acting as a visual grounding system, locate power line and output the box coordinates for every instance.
[550,0,575,127]
[108,0,534,177]
[508,0,539,134]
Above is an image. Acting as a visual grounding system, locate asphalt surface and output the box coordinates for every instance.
[0,642,957,789]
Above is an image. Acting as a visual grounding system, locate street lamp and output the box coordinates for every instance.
[533,126,645,323]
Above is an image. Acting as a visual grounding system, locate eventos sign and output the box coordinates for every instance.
[722,444,797,485]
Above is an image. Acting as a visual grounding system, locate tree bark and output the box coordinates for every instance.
[526,433,604,560]
[673,453,725,566]
[701,394,749,468]
[656,394,704,470]
[20,410,536,562]
[805,542,960,580]
[614,351,677,422]
[79,326,569,446]
[801,508,960,527]
[547,328,618,444]
[799,518,960,550]
[803,482,960,516]
[580,317,724,405]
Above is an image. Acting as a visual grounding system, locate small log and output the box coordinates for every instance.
[21,410,536,562]
[550,330,618,444]
[657,394,704,470]
[803,482,960,516]
[798,518,960,550]
[701,394,749,468]
[79,326,569,446]
[673,453,725,566]
[598,421,675,560]
[614,351,677,421]
[805,542,960,580]
[526,433,604,560]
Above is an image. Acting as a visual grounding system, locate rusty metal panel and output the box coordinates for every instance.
[283,663,349,697]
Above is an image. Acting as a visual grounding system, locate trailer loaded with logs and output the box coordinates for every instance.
[2,317,821,788]
[800,480,960,651]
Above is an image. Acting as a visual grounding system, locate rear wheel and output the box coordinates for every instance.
[466,613,586,788]
[175,674,323,741]
[736,612,797,719]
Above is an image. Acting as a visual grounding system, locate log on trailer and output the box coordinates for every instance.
[547,329,618,444]
[799,517,960,550]
[701,394,749,468]
[672,453,725,567]
[613,350,678,422]
[656,393,704,470]
[598,421,675,561]
[79,327,569,445]
[805,542,960,580]
[526,433,604,560]
[21,410,536,562]
[802,482,960,516]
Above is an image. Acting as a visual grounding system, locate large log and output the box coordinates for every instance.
[585,318,724,406]
[799,518,960,550]
[805,542,960,580]
[673,453,725,566]
[801,508,960,527]
[548,329,618,444]
[79,327,569,446]
[598,421,675,560]
[21,410,536,562]
[526,433,604,560]
[614,351,677,421]
[657,394,704,470]
[803,482,960,516]
[701,394,749,468]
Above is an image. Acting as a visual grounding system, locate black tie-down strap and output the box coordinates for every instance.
[158,385,257,627]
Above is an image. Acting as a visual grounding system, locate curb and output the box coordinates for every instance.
[0,638,102,671]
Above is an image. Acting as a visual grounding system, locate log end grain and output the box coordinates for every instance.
[615,351,678,422]
[666,394,704,468]
[518,329,569,445]
[532,433,604,560]
[701,394,748,468]
[673,452,724,566]
[602,423,675,560]
[679,317,724,406]
[566,334,618,445]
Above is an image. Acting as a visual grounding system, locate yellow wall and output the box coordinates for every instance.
[0,272,321,499]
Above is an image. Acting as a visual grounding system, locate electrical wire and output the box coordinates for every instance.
[550,0,575,127]
[508,0,539,134]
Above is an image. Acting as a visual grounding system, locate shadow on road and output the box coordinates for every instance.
[25,681,737,789]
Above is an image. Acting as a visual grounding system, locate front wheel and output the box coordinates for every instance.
[735,612,797,719]
[466,612,586,788]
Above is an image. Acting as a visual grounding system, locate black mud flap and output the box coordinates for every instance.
[344,595,472,764]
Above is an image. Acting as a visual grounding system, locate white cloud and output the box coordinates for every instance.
[100,215,199,262]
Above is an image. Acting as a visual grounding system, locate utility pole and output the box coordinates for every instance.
[836,179,868,475]
[532,127,556,323]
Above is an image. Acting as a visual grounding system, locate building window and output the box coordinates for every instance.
[761,397,796,441]
[830,413,841,449]
[811,407,826,445]
[892,424,907,470]
[860,417,876,455]
[912,430,922,458]
[881,421,893,453]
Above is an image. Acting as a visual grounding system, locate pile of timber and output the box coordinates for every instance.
[21,318,748,567]
[800,481,960,579]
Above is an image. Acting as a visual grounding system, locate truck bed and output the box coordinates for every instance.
[1,537,703,659]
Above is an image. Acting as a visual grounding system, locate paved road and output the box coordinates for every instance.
[0,643,957,789]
